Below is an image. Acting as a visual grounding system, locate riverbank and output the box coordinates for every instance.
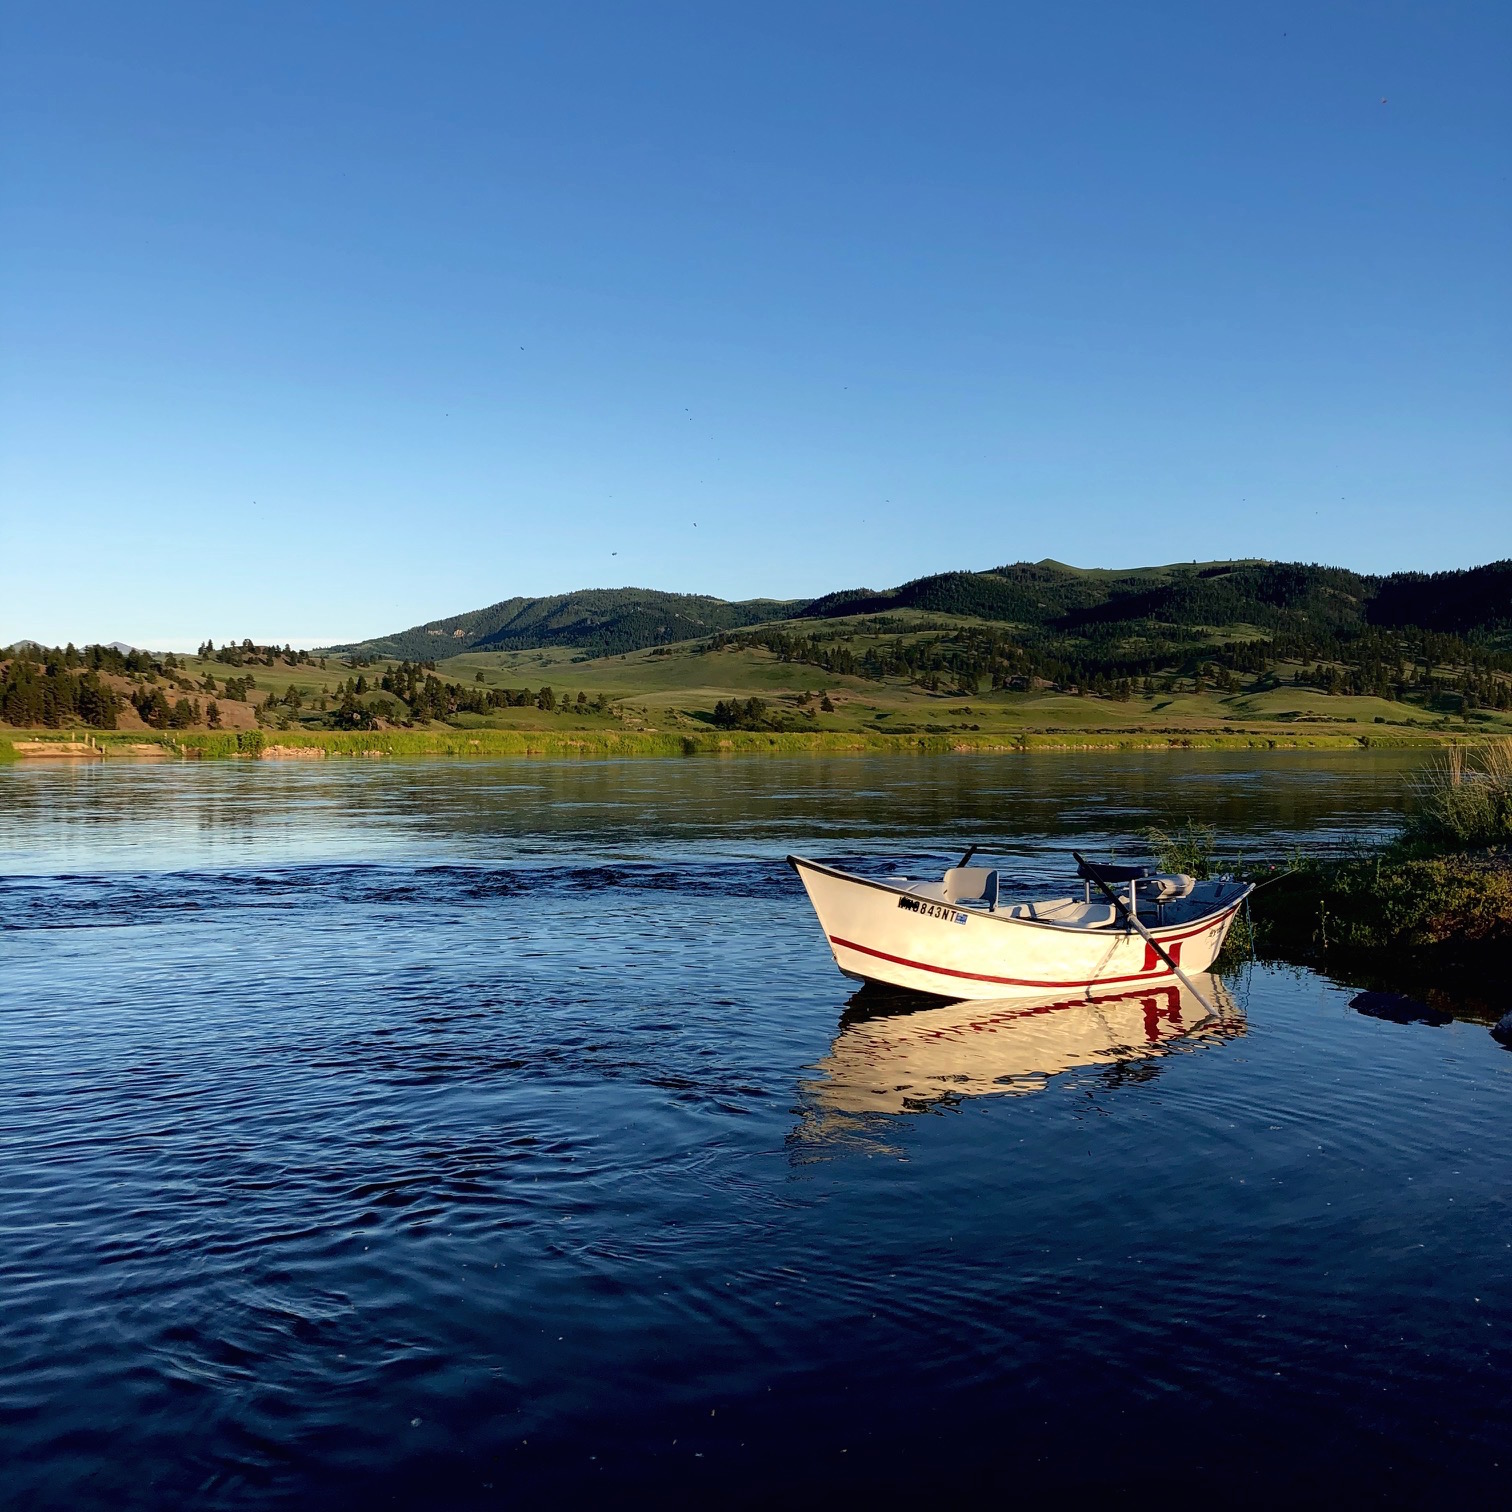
[1249,850,1512,1033]
[0,726,1468,760]
[1248,740,1512,1021]
[1256,850,1512,969]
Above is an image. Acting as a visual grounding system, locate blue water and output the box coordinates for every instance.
[1,755,1508,1507]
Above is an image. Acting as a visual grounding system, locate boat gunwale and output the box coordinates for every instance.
[786,853,1253,941]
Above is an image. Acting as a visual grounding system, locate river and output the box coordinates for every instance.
[1,753,1507,1506]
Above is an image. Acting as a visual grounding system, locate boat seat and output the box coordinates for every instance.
[1074,903,1118,927]
[1141,872,1197,902]
[943,866,999,910]
[1006,898,1118,927]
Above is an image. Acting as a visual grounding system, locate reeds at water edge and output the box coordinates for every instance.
[1405,738,1512,851]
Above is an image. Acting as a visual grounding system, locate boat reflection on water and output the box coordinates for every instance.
[794,973,1243,1142]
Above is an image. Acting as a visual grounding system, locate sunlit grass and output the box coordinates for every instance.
[1405,738,1512,851]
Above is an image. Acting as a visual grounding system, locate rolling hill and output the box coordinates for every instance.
[328,558,1512,659]
[321,588,804,660]
[10,559,1512,742]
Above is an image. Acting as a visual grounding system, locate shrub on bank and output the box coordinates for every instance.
[1257,850,1512,965]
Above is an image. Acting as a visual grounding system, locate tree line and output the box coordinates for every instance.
[197,638,321,668]
[1,655,122,728]
[253,663,611,730]
[707,616,1512,711]
[0,642,259,730]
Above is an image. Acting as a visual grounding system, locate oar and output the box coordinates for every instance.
[1071,851,1216,1017]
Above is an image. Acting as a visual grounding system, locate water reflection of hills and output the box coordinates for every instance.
[794,975,1243,1144]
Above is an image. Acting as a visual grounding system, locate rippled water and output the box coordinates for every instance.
[2,754,1508,1507]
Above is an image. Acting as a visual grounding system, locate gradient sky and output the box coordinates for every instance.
[2,2,1508,649]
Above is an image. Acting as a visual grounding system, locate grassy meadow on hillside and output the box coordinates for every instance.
[3,622,1507,759]
[5,557,1510,755]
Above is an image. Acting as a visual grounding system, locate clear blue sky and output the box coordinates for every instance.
[2,2,1507,648]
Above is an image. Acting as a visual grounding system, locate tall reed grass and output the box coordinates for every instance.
[1145,820,1219,879]
[1404,739,1512,851]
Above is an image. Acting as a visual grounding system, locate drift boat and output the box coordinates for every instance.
[789,851,1252,1001]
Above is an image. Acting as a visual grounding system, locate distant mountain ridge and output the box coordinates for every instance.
[322,587,804,661]
[325,558,1512,659]
[798,559,1512,635]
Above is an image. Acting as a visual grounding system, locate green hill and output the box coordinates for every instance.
[326,558,1512,663]
[796,559,1512,636]
[10,559,1512,743]
[322,587,804,660]
[797,558,1272,625]
[714,557,1512,717]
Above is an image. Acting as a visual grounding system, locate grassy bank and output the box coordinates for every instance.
[1258,851,1512,965]
[0,726,1468,761]
[1250,742,1512,1009]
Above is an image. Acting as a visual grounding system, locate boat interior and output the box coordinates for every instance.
[890,860,1244,928]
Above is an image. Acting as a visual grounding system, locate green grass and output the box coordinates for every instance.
[439,632,1512,735]
[0,725,1460,761]
[9,623,1507,752]
[431,640,1509,738]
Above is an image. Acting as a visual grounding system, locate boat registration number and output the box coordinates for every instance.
[897,896,969,924]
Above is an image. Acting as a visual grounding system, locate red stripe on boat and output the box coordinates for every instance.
[828,908,1233,992]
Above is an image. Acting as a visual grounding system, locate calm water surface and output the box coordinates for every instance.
[2,754,1508,1507]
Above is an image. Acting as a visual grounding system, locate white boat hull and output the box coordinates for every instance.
[790,855,1249,1001]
